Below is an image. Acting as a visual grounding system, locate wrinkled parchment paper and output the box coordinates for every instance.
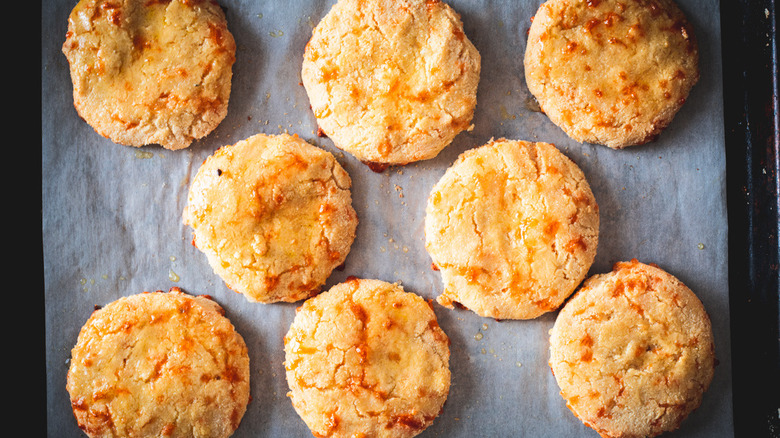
[43,0,732,436]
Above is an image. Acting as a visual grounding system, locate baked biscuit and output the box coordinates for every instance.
[62,0,236,150]
[66,288,250,438]
[549,260,716,438]
[524,0,698,148]
[284,278,451,438]
[183,133,358,303]
[301,0,481,166]
[425,139,599,320]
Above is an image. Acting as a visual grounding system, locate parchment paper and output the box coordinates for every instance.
[42,0,733,436]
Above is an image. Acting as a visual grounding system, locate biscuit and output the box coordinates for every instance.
[425,138,599,320]
[301,0,481,166]
[549,260,716,438]
[66,288,250,438]
[524,0,698,149]
[62,0,236,150]
[284,277,451,438]
[183,133,358,304]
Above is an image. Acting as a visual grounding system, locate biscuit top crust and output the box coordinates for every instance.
[284,278,451,438]
[549,260,716,438]
[66,289,250,438]
[425,139,599,320]
[62,0,236,150]
[302,0,481,165]
[524,0,698,148]
[183,133,358,304]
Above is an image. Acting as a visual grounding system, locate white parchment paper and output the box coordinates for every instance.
[43,0,732,436]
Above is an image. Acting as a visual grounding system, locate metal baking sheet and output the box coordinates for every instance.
[720,0,780,436]
[42,0,734,436]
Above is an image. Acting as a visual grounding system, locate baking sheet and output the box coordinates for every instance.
[42,0,733,436]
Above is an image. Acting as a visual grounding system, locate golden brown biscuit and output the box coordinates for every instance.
[66,288,250,438]
[425,138,599,320]
[284,277,451,438]
[301,0,481,165]
[62,0,236,150]
[183,133,358,304]
[549,260,716,438]
[524,0,698,148]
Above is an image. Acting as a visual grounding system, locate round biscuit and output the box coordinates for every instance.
[549,260,716,438]
[62,0,236,150]
[66,288,251,438]
[524,0,698,149]
[284,278,451,438]
[183,133,358,304]
[301,0,481,166]
[425,138,599,320]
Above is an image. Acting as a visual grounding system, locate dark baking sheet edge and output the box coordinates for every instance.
[721,0,780,437]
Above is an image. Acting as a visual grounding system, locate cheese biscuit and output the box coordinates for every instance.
[549,260,716,438]
[425,139,599,320]
[66,288,250,438]
[302,0,481,166]
[524,0,698,148]
[183,133,358,303]
[62,0,236,150]
[284,278,450,438]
